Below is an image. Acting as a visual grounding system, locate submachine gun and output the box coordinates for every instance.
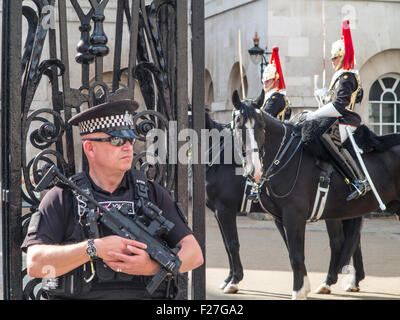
[35,165,182,295]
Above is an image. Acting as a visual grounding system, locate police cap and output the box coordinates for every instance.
[68,99,139,138]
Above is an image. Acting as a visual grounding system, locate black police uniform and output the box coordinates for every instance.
[21,99,193,300]
[21,170,192,300]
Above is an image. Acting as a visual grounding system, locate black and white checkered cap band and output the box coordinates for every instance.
[79,113,132,134]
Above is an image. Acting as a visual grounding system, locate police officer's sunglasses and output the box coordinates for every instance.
[82,136,135,146]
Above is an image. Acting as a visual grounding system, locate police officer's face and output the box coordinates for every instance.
[82,132,134,173]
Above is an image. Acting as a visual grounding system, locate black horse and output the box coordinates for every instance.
[232,89,400,299]
[206,90,366,296]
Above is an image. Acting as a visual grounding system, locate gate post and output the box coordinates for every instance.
[1,0,205,300]
[190,0,206,300]
[176,0,189,298]
[1,0,23,300]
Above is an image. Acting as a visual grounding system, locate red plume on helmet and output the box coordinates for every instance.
[270,46,286,90]
[342,19,355,70]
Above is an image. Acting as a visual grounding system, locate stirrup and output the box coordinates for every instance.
[346,180,369,201]
[247,192,259,202]
[247,184,260,203]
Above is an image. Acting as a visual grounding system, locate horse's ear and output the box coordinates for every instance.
[232,90,241,110]
[255,90,265,109]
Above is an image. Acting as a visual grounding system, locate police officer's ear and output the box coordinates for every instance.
[255,90,265,109]
[82,139,95,159]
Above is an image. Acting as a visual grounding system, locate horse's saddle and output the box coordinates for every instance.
[299,117,400,159]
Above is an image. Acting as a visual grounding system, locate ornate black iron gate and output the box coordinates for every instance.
[1,0,205,300]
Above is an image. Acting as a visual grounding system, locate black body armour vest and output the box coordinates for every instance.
[41,169,179,300]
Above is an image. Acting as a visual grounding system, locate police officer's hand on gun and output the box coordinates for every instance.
[94,235,161,276]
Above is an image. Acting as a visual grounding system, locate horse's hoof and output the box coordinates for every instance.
[345,286,360,292]
[223,282,239,294]
[315,283,331,294]
[292,291,307,300]
[292,276,310,299]
[219,281,229,290]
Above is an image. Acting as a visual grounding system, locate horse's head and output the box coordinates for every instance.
[232,89,266,183]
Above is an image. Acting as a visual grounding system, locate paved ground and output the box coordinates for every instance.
[1,205,399,300]
[205,209,400,300]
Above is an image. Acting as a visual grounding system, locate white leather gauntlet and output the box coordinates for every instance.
[306,102,342,121]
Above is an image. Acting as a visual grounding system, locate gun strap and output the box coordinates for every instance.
[70,171,100,239]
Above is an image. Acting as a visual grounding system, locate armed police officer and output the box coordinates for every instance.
[262,46,291,121]
[21,99,203,300]
[306,20,369,201]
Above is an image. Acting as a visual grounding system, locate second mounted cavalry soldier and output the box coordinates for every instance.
[247,46,291,202]
[262,46,291,121]
[306,20,369,201]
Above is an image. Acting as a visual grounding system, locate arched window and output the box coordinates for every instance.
[205,69,214,106]
[368,74,400,135]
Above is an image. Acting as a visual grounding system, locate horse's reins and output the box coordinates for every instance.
[247,110,304,198]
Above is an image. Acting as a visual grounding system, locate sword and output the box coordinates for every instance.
[238,29,246,99]
[345,126,386,211]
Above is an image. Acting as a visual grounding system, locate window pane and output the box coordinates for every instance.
[382,125,395,135]
[383,92,395,101]
[397,104,400,123]
[369,103,380,123]
[395,81,400,101]
[382,77,396,89]
[369,80,383,101]
[382,103,394,123]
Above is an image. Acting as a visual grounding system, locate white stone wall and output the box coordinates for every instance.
[205,0,267,122]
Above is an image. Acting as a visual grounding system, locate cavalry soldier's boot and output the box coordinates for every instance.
[340,148,370,201]
[247,183,260,202]
[320,133,368,201]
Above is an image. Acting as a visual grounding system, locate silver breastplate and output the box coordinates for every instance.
[323,81,339,104]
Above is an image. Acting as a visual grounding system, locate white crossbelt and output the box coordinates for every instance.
[308,179,330,222]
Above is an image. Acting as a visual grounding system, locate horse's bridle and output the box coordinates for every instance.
[235,108,303,197]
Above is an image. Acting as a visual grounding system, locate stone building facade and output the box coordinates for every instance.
[205,0,400,136]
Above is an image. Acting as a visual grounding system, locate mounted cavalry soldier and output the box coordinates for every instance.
[262,46,291,121]
[305,20,369,201]
[247,46,291,202]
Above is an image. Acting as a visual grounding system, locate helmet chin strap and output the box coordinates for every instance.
[264,76,279,92]
[335,54,345,71]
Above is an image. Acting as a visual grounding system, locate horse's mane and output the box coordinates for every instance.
[205,111,230,131]
[258,106,300,134]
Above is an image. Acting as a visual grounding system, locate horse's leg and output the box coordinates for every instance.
[215,208,243,293]
[315,220,345,294]
[273,219,288,249]
[352,241,365,291]
[213,211,234,289]
[282,214,310,300]
[340,218,364,292]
